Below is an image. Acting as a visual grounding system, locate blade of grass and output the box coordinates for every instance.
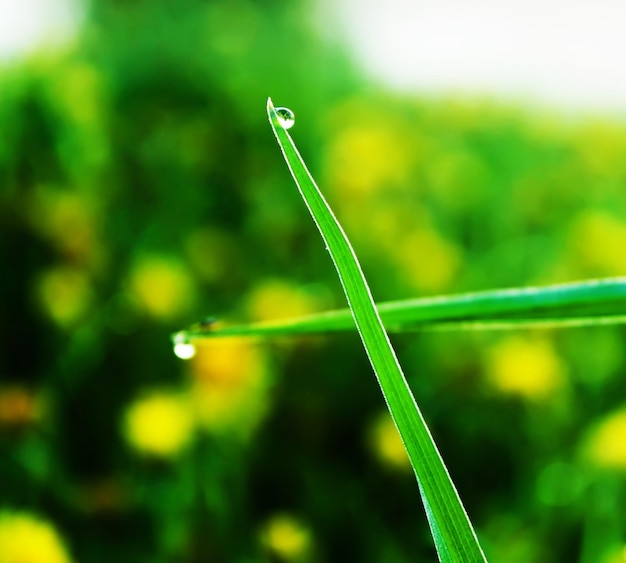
[185,277,626,338]
[265,98,487,562]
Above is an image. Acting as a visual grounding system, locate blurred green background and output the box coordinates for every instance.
[2,0,626,561]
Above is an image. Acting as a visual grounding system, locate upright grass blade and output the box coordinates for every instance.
[265,98,487,562]
[185,277,626,338]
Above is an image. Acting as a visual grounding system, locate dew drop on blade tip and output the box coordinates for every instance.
[275,107,295,130]
[172,331,196,360]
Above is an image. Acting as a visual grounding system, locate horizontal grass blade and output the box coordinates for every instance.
[263,98,486,562]
[185,277,626,339]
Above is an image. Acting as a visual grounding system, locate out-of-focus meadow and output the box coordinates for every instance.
[2,1,626,562]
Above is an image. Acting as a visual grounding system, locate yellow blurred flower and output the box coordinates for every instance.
[36,266,93,327]
[484,335,566,401]
[245,279,323,323]
[0,511,72,563]
[192,336,265,387]
[123,392,194,457]
[581,406,626,471]
[189,337,269,438]
[260,513,312,562]
[396,227,462,293]
[191,382,268,439]
[325,99,411,198]
[128,256,196,320]
[569,211,626,276]
[327,125,410,196]
[368,412,411,471]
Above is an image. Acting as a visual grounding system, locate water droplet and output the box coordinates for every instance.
[172,331,196,360]
[275,107,295,130]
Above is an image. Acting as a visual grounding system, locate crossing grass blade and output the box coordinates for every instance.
[262,98,487,562]
[185,277,626,338]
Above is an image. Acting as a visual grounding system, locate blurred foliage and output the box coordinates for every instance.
[2,0,626,561]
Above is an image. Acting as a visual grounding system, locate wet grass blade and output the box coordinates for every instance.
[186,277,626,338]
[264,98,487,562]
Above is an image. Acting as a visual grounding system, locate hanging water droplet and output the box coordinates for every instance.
[275,107,295,130]
[172,331,196,360]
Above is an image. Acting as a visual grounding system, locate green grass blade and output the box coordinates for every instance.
[265,98,487,562]
[185,277,626,338]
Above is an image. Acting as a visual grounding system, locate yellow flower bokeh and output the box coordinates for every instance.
[569,211,626,276]
[36,266,93,327]
[324,97,413,200]
[0,511,72,563]
[189,337,269,438]
[128,256,196,320]
[123,392,194,457]
[484,335,566,401]
[368,412,411,471]
[191,336,265,387]
[326,123,411,197]
[260,513,312,562]
[395,227,462,293]
[581,406,626,471]
[245,279,324,323]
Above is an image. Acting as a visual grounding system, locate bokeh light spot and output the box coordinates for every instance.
[581,406,626,471]
[0,510,73,563]
[484,335,566,400]
[259,513,312,561]
[123,392,194,458]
